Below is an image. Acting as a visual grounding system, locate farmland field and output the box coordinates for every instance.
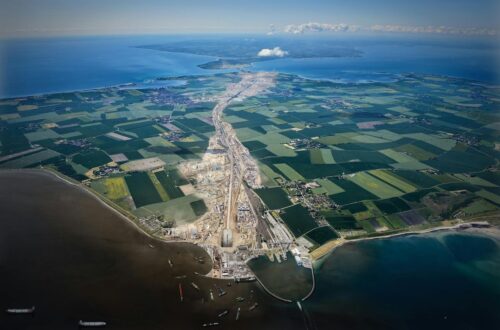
[280,204,318,237]
[125,172,163,208]
[0,70,498,249]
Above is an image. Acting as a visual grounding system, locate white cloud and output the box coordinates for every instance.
[284,22,360,34]
[282,22,498,36]
[257,47,288,57]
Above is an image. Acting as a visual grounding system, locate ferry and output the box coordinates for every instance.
[5,306,35,314]
[78,320,106,327]
[217,310,228,318]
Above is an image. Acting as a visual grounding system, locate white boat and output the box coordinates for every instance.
[79,320,107,327]
[5,306,35,314]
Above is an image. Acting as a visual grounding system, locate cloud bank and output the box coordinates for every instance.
[283,22,497,36]
[257,47,288,57]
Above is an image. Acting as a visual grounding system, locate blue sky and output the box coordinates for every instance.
[1,0,499,37]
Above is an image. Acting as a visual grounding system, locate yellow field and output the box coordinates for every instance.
[147,172,170,202]
[349,172,403,199]
[17,104,38,111]
[369,170,417,193]
[104,177,130,200]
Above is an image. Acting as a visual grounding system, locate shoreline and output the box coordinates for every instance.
[312,221,500,268]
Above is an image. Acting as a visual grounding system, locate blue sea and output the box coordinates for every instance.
[0,34,499,98]
[302,231,500,330]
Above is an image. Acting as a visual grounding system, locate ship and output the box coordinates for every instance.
[78,320,106,327]
[249,303,259,311]
[202,322,220,327]
[234,276,256,283]
[179,283,184,302]
[235,307,241,320]
[191,282,200,291]
[217,310,228,318]
[5,306,35,314]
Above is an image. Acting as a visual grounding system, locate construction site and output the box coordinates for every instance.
[164,72,312,280]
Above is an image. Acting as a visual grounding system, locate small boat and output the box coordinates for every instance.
[218,289,227,297]
[235,307,241,321]
[202,322,220,327]
[168,259,173,268]
[148,244,154,248]
[236,297,245,302]
[249,303,259,311]
[179,283,184,302]
[5,306,35,314]
[175,275,186,279]
[78,320,106,327]
[191,282,200,291]
[209,289,214,301]
[217,310,228,318]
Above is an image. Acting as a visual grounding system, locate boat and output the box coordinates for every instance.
[202,322,220,327]
[209,289,214,301]
[179,283,184,302]
[148,244,154,248]
[78,320,106,327]
[235,307,240,320]
[235,276,256,283]
[175,275,186,279]
[217,310,228,318]
[191,282,200,291]
[249,303,259,311]
[218,289,227,297]
[5,306,35,314]
[168,259,173,268]
[236,297,245,302]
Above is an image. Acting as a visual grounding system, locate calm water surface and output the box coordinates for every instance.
[0,170,300,329]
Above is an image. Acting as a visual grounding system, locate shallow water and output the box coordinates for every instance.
[0,170,301,329]
[304,231,500,330]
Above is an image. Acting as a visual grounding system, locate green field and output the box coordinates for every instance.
[280,204,318,237]
[305,226,339,245]
[155,170,185,200]
[72,149,112,169]
[125,172,163,208]
[349,172,404,199]
[255,187,292,210]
